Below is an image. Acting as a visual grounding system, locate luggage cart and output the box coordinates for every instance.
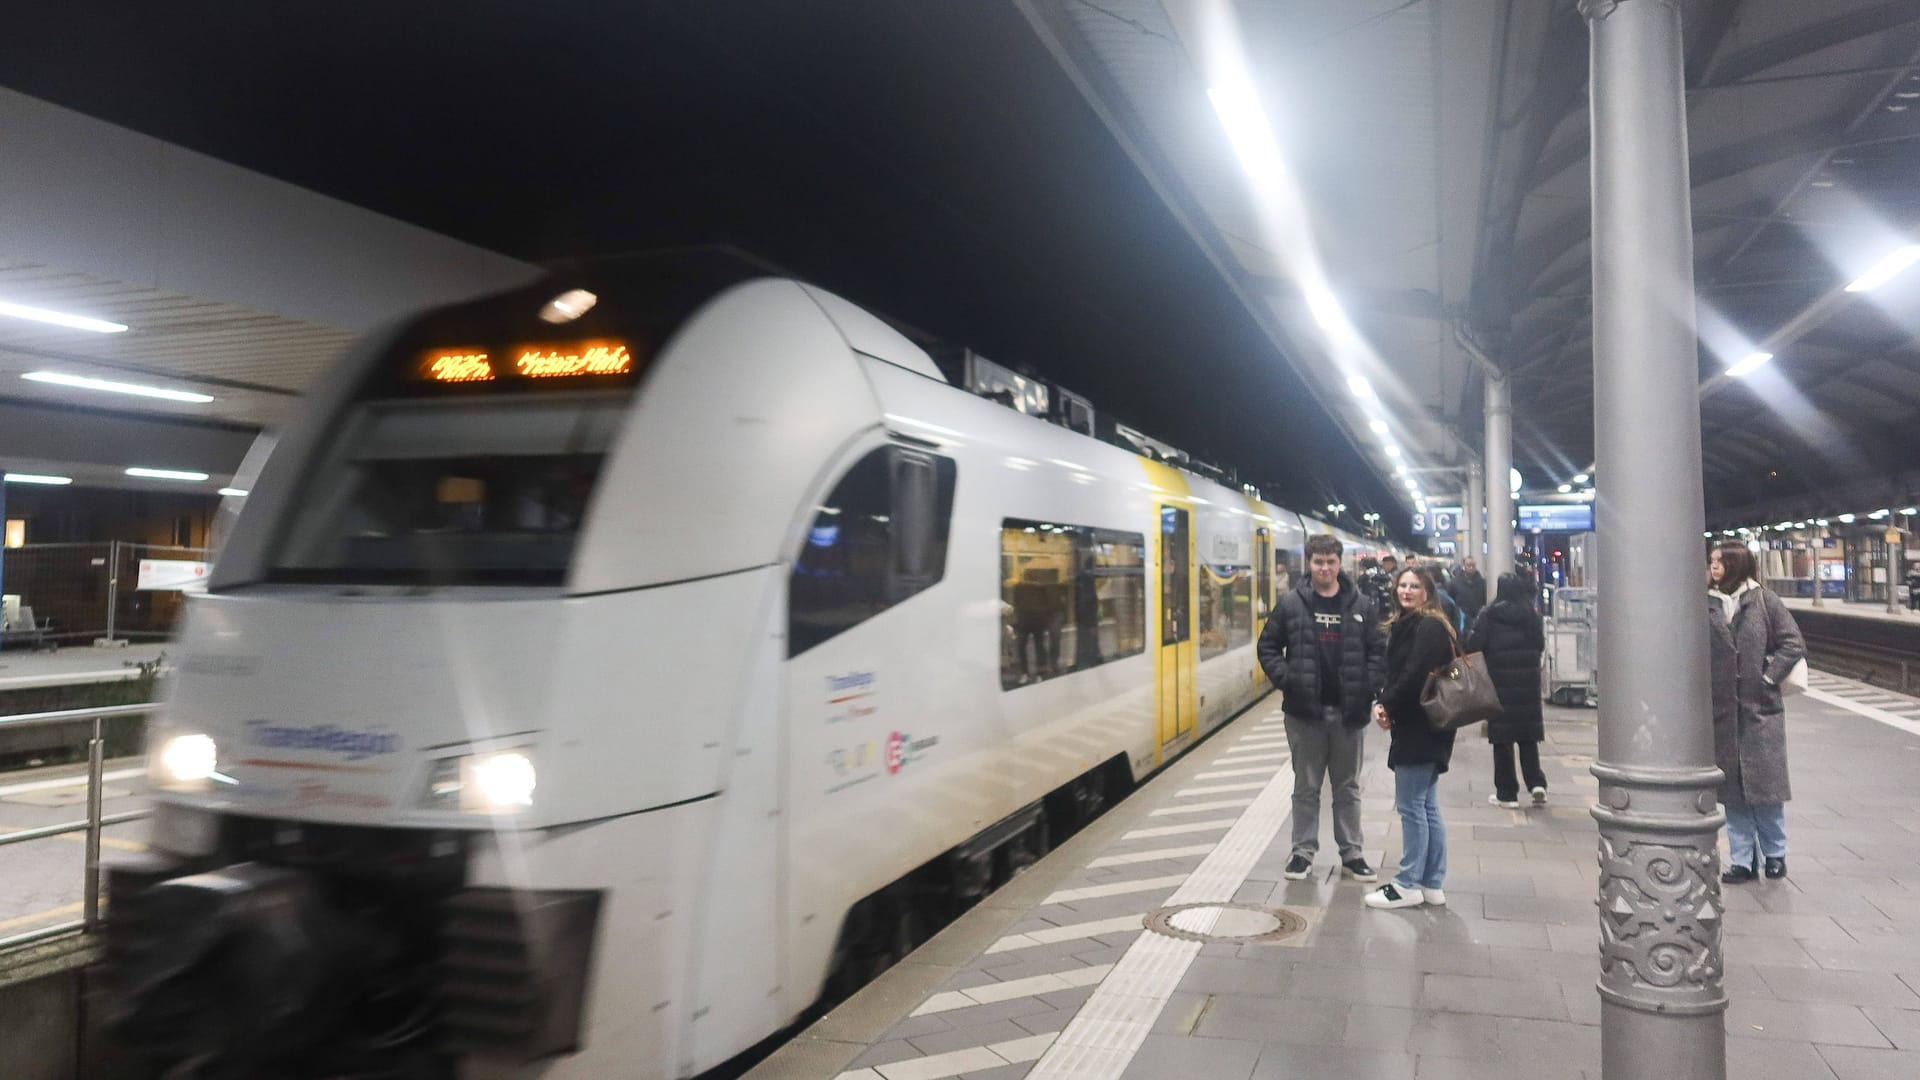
[1544,586,1598,707]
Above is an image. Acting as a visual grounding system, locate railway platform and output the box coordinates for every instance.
[752,673,1920,1080]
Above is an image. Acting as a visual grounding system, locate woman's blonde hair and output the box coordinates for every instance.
[1388,566,1450,630]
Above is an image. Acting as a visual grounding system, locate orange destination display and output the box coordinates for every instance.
[514,342,633,378]
[415,341,635,385]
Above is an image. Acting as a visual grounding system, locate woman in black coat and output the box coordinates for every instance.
[1364,566,1457,910]
[1466,573,1547,808]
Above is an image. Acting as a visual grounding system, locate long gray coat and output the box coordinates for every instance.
[1708,586,1806,804]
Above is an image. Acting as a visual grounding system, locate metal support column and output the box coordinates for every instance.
[104,538,121,644]
[1484,376,1514,582]
[1887,503,1903,615]
[1582,1,1727,1077]
[1811,525,1825,606]
[1467,461,1487,565]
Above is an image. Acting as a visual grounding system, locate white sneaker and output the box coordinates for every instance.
[1423,888,1447,906]
[1530,787,1548,806]
[1363,882,1425,910]
[1488,793,1521,809]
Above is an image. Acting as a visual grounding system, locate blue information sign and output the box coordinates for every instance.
[1519,504,1594,532]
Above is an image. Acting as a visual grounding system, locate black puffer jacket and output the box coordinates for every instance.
[1465,601,1545,743]
[1379,613,1457,772]
[1256,576,1386,728]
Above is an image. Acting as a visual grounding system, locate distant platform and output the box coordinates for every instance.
[0,643,169,693]
[1779,596,1919,626]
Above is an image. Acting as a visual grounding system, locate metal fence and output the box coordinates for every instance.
[0,703,155,951]
[2,542,208,645]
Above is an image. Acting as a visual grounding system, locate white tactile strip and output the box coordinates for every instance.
[1024,746,1301,1079]
[834,707,1301,1080]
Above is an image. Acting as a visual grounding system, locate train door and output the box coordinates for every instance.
[1156,504,1196,755]
[1252,524,1273,688]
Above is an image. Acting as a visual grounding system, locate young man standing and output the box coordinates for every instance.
[1257,534,1388,881]
[1450,557,1488,625]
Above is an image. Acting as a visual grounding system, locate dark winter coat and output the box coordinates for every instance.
[1465,601,1545,744]
[1379,612,1458,772]
[1709,584,1806,804]
[1450,571,1488,621]
[1256,575,1387,728]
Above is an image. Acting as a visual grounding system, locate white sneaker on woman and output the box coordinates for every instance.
[1423,888,1447,906]
[1363,882,1425,910]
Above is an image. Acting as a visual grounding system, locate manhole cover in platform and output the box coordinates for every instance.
[1144,903,1307,944]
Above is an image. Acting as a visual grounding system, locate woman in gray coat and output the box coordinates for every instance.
[1708,541,1806,883]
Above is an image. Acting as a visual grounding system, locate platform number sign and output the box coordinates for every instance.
[1411,510,1457,537]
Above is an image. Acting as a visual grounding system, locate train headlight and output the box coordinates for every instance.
[423,750,536,813]
[153,733,220,789]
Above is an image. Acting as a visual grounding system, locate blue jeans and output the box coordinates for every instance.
[1724,792,1787,867]
[1393,763,1447,890]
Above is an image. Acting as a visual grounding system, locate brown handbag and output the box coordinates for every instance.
[1420,625,1504,731]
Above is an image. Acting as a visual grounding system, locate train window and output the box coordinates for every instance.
[1198,564,1255,660]
[788,446,956,656]
[1000,520,1145,689]
[268,394,630,584]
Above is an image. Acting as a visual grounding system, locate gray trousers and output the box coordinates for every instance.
[1284,711,1365,860]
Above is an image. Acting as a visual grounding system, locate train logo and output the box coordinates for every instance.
[885,731,939,774]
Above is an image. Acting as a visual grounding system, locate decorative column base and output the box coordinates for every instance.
[1591,762,1727,1078]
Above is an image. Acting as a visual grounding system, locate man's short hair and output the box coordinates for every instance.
[1381,554,1398,566]
[1305,534,1343,560]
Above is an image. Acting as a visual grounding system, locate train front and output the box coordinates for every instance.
[102,258,879,1079]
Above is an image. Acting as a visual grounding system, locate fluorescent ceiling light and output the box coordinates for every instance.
[1573,473,1589,484]
[1869,508,1891,520]
[125,467,209,482]
[1838,513,1856,523]
[3,473,71,485]
[217,487,249,497]
[0,299,128,334]
[1369,419,1388,435]
[23,371,213,403]
[1815,518,1829,526]
[1305,286,1344,333]
[1385,445,1402,458]
[1558,484,1573,494]
[1347,376,1374,400]
[1903,508,1918,516]
[1725,351,1773,378]
[1207,83,1286,189]
[1845,244,1920,293]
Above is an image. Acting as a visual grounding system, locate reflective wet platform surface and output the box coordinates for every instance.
[753,671,1920,1080]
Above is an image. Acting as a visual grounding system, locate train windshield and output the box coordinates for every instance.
[269,392,630,585]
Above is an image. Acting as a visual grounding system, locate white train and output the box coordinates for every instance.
[107,253,1404,1079]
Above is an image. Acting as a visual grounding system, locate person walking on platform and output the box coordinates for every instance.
[1366,565,1457,909]
[1905,563,1920,612]
[1449,557,1488,625]
[1709,541,1806,883]
[1257,534,1386,883]
[1467,573,1547,808]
